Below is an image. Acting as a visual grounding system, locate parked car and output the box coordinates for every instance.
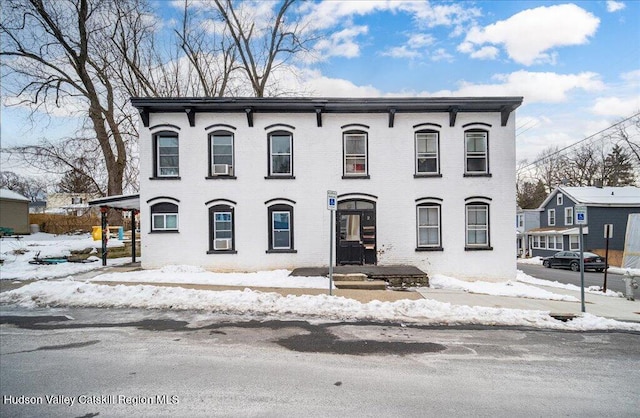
[542,251,607,272]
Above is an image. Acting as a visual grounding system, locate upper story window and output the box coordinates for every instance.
[548,209,556,226]
[417,204,441,249]
[415,131,440,176]
[557,193,563,206]
[153,131,179,178]
[209,131,234,177]
[268,131,293,177]
[565,207,574,225]
[465,202,491,250]
[343,132,368,177]
[151,202,178,232]
[464,130,489,175]
[517,214,524,228]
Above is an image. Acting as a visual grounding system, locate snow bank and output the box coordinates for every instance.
[517,270,624,298]
[1,280,638,331]
[429,273,580,302]
[90,267,332,289]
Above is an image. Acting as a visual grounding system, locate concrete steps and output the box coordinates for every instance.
[332,273,387,290]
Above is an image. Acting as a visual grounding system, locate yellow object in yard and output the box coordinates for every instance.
[92,226,102,241]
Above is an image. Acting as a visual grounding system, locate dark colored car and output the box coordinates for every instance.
[542,251,607,272]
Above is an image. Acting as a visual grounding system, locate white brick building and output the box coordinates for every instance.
[131,97,522,281]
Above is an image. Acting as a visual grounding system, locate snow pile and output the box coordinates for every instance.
[429,273,580,302]
[0,233,127,281]
[516,256,544,265]
[90,268,332,289]
[517,270,624,298]
[1,280,638,331]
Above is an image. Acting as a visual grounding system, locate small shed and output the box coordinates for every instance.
[0,189,30,235]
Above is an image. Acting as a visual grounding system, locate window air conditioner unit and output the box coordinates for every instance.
[213,164,230,175]
[214,238,231,250]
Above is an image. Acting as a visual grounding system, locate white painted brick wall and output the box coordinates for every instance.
[140,108,516,281]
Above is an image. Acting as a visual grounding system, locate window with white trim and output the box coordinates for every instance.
[466,203,490,248]
[209,131,234,177]
[548,209,556,226]
[565,207,573,225]
[417,204,441,248]
[268,131,293,176]
[465,130,488,174]
[343,132,368,176]
[267,204,295,252]
[150,202,178,232]
[570,235,580,251]
[415,131,439,175]
[557,193,563,206]
[548,235,563,250]
[154,132,179,177]
[208,204,235,252]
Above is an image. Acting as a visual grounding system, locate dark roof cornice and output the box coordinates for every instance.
[131,96,523,128]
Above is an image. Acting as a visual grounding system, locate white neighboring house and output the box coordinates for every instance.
[46,193,100,216]
[131,97,523,281]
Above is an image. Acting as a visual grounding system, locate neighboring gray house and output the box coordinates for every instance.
[0,189,30,235]
[516,207,541,257]
[528,186,640,261]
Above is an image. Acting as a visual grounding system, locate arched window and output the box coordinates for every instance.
[267,203,295,252]
[208,130,235,177]
[152,131,179,178]
[415,130,440,176]
[465,198,492,250]
[150,202,178,232]
[208,204,236,253]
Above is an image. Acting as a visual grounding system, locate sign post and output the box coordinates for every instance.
[575,205,588,313]
[327,190,337,296]
[603,224,613,293]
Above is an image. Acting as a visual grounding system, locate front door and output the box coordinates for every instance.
[336,200,376,265]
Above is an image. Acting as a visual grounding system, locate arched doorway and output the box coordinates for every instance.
[336,199,376,265]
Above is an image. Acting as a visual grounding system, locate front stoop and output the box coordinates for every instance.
[332,273,387,290]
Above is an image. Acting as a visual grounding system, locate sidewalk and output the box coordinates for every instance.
[86,264,640,324]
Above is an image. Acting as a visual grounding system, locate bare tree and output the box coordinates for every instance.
[0,0,151,197]
[0,171,48,201]
[533,146,569,192]
[213,0,314,97]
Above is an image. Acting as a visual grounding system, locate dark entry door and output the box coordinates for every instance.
[336,199,376,265]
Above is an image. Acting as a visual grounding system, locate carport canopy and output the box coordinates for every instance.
[88,194,140,265]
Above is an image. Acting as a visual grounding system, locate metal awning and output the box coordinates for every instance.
[89,194,140,210]
[88,194,140,266]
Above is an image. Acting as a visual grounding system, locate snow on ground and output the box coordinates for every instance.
[0,233,127,280]
[1,279,638,331]
[429,273,580,302]
[90,265,333,289]
[2,234,638,331]
[517,256,543,265]
[516,270,624,298]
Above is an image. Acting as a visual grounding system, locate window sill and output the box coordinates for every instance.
[149,230,179,234]
[206,175,237,180]
[463,173,492,178]
[206,250,238,254]
[415,247,443,251]
[342,175,370,179]
[264,175,295,180]
[414,173,442,178]
[465,246,493,251]
[266,249,298,254]
[149,176,181,180]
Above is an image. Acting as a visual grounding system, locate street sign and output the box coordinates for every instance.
[575,205,587,225]
[327,190,337,211]
[604,224,613,238]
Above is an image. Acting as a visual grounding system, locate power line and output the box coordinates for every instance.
[519,112,640,171]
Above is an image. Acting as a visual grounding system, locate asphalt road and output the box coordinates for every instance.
[518,263,626,294]
[1,307,639,417]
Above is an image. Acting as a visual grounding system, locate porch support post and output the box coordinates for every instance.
[100,206,108,266]
[131,209,137,263]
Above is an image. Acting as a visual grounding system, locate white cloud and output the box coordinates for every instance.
[430,71,604,103]
[470,46,499,60]
[381,46,421,59]
[606,1,626,12]
[431,48,454,62]
[459,4,600,66]
[407,33,436,48]
[591,97,640,116]
[314,25,368,58]
[381,32,434,59]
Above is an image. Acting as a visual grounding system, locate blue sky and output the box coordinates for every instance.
[2,0,639,175]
